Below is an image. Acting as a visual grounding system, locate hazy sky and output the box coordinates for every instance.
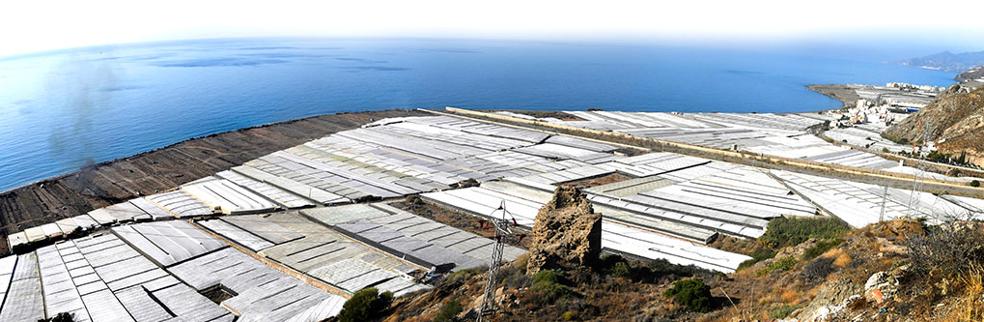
[2,0,984,57]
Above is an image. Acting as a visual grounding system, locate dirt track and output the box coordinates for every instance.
[0,109,427,254]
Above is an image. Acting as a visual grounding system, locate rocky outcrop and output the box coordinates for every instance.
[526,186,602,275]
[884,86,984,166]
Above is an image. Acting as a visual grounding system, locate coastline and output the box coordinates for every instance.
[807,84,859,110]
[0,109,427,253]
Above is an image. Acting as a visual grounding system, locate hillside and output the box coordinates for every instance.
[361,218,984,322]
[902,51,984,72]
[337,189,984,321]
[883,86,984,166]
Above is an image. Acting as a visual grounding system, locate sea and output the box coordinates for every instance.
[0,38,957,192]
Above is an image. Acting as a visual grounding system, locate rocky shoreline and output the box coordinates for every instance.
[0,109,427,254]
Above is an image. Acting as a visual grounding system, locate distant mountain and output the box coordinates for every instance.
[901,51,984,72]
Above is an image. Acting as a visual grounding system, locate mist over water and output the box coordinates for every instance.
[0,38,957,191]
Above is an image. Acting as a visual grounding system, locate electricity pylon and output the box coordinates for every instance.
[476,200,518,322]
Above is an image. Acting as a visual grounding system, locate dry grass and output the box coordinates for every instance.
[947,264,984,322]
[780,289,800,304]
[832,252,852,268]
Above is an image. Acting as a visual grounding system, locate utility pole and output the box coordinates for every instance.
[477,200,517,322]
[907,121,932,217]
[879,185,888,222]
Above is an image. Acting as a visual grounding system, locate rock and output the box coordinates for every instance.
[526,186,603,275]
[864,272,887,291]
[863,271,898,305]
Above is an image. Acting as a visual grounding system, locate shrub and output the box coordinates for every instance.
[738,248,777,270]
[338,288,393,322]
[530,269,572,302]
[598,254,632,278]
[971,180,981,188]
[801,257,836,284]
[442,267,483,287]
[664,279,712,312]
[433,299,463,322]
[561,310,578,321]
[760,256,797,275]
[610,262,631,278]
[769,304,798,319]
[802,239,843,260]
[499,265,530,289]
[644,258,709,278]
[907,222,984,280]
[759,217,850,249]
[39,313,76,322]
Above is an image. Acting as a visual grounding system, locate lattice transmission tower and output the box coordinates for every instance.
[476,200,518,322]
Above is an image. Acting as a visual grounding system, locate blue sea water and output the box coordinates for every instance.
[0,38,956,192]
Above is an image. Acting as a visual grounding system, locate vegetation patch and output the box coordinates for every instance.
[530,269,574,302]
[759,256,798,275]
[737,248,777,270]
[906,222,984,283]
[442,267,484,287]
[769,304,799,319]
[433,299,463,322]
[338,287,394,322]
[759,217,850,249]
[802,238,844,260]
[40,313,76,322]
[663,278,713,313]
[801,257,836,284]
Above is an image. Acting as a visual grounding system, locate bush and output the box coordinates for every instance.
[433,299,463,322]
[338,288,393,322]
[643,258,709,278]
[759,217,850,249]
[802,239,843,260]
[442,267,483,287]
[971,180,981,188]
[561,310,577,321]
[610,262,631,278]
[530,269,573,302]
[801,257,836,284]
[769,304,798,319]
[498,265,530,289]
[39,313,76,322]
[664,279,712,312]
[738,248,777,270]
[907,222,984,280]
[760,256,797,275]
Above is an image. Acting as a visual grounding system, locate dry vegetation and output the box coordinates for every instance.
[355,215,984,321]
[384,254,721,322]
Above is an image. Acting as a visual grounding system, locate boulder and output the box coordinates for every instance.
[526,186,603,275]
